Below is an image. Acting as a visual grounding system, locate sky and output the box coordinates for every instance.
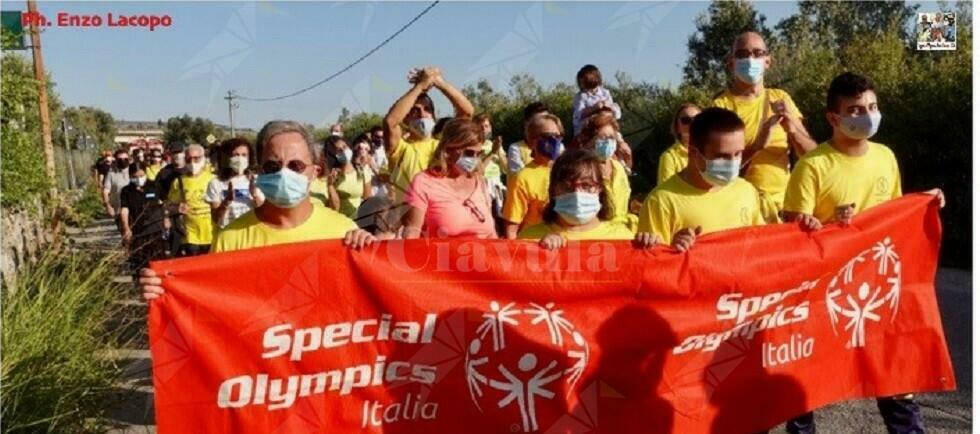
[3,1,943,130]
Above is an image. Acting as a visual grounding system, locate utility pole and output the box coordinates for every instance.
[61,119,77,190]
[224,91,238,137]
[27,0,57,197]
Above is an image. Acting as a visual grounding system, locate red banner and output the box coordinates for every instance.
[149,194,955,434]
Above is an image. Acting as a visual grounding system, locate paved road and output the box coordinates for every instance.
[80,217,970,433]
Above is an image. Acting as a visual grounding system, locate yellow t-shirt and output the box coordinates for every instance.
[518,220,634,241]
[783,141,902,223]
[309,177,330,207]
[145,164,162,181]
[168,171,216,246]
[657,142,688,185]
[390,137,439,202]
[605,159,632,228]
[637,174,766,243]
[502,160,551,230]
[335,169,372,218]
[211,204,357,253]
[712,88,802,205]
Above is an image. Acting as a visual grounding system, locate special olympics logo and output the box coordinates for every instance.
[826,237,902,348]
[465,301,590,432]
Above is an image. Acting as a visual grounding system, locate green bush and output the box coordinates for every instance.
[1,249,130,433]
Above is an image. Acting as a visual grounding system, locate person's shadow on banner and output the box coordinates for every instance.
[553,303,677,433]
[706,334,809,434]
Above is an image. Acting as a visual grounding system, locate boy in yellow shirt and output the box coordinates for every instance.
[712,31,817,208]
[638,108,766,251]
[383,66,474,203]
[780,71,945,434]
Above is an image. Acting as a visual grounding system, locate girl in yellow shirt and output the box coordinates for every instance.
[519,148,659,250]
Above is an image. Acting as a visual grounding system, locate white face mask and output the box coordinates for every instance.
[189,160,205,175]
[229,155,249,174]
[837,111,882,140]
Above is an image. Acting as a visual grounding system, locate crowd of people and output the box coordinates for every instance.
[122,31,948,433]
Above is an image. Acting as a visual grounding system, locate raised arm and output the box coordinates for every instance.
[431,70,474,119]
[384,81,430,154]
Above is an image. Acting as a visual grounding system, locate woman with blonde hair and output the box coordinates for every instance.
[572,111,634,229]
[658,103,702,184]
[402,118,496,239]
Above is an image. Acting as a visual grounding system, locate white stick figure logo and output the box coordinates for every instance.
[465,301,590,432]
[826,237,902,348]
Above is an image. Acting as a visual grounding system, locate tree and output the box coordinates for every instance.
[682,0,772,90]
[163,114,223,145]
[775,1,917,49]
[61,106,116,150]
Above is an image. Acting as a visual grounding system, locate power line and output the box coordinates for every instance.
[235,1,440,102]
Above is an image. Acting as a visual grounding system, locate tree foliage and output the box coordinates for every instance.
[162,114,224,145]
[683,0,772,90]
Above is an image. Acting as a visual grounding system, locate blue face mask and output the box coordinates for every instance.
[838,111,882,140]
[455,156,479,173]
[553,191,602,225]
[411,118,436,138]
[536,136,563,160]
[701,157,741,186]
[256,168,310,208]
[595,138,617,159]
[734,57,765,84]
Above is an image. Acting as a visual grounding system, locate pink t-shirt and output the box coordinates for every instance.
[404,170,497,239]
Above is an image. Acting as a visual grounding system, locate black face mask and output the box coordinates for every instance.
[116,159,130,169]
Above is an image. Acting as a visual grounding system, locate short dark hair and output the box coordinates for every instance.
[167,141,186,154]
[128,162,146,177]
[826,72,877,113]
[576,64,602,91]
[689,107,745,154]
[542,148,612,224]
[323,135,347,169]
[369,125,383,135]
[415,93,435,117]
[523,101,550,121]
[113,148,129,158]
[217,137,253,180]
[473,113,492,125]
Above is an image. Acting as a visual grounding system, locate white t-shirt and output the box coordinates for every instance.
[205,175,255,229]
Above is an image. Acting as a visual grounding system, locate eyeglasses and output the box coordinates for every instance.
[562,180,601,194]
[463,198,486,223]
[679,116,695,125]
[733,48,769,59]
[261,159,311,174]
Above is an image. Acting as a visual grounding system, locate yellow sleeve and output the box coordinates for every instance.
[778,90,804,119]
[890,154,903,199]
[783,161,818,214]
[502,175,528,224]
[389,138,407,168]
[657,151,676,185]
[637,193,673,243]
[517,223,551,240]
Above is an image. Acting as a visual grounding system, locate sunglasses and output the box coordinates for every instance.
[679,115,695,125]
[463,198,486,223]
[261,159,311,174]
[734,48,769,59]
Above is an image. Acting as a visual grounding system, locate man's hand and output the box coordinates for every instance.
[633,232,660,249]
[343,229,377,250]
[539,233,566,250]
[927,188,946,208]
[105,205,116,217]
[140,268,165,301]
[671,226,702,252]
[834,203,856,226]
[796,213,822,232]
[122,228,133,246]
[178,202,190,215]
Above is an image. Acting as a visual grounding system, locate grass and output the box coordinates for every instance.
[59,185,107,229]
[1,248,132,433]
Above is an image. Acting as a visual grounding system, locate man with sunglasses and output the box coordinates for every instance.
[502,113,565,239]
[638,108,766,251]
[712,31,817,210]
[141,121,377,301]
[166,143,215,257]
